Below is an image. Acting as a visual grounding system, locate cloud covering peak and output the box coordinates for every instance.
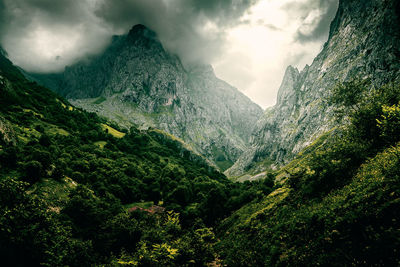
[0,0,257,72]
[0,0,338,108]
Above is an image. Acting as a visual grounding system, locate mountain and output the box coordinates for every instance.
[0,48,274,266]
[226,0,400,177]
[217,1,400,264]
[30,24,263,171]
[2,1,400,265]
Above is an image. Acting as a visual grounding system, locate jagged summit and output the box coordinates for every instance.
[129,23,148,32]
[127,24,157,40]
[276,65,299,106]
[28,23,263,171]
[226,0,400,177]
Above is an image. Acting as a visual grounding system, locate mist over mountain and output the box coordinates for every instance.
[227,0,400,177]
[1,0,400,266]
[30,24,262,171]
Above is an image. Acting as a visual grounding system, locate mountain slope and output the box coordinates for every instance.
[31,24,263,171]
[1,48,275,266]
[218,45,400,265]
[227,0,400,177]
[218,137,400,265]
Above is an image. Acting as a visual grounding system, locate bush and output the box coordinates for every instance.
[23,160,43,183]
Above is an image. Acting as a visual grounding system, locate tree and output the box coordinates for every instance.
[24,160,43,183]
[39,133,52,147]
[0,178,73,266]
[329,79,371,118]
[377,103,400,144]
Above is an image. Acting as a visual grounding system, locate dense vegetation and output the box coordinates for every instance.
[1,50,400,266]
[217,80,400,266]
[0,53,274,266]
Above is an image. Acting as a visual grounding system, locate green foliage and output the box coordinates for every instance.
[0,178,86,266]
[217,81,400,266]
[4,45,399,266]
[289,82,400,199]
[377,103,400,144]
[113,211,216,266]
[328,79,371,119]
[23,160,43,183]
[0,52,270,266]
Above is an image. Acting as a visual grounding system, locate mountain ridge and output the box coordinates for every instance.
[0,49,268,266]
[29,25,263,171]
[226,0,400,177]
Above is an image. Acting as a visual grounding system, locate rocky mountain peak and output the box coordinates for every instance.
[226,0,400,178]
[276,65,300,106]
[129,23,148,32]
[29,24,263,171]
[127,24,158,41]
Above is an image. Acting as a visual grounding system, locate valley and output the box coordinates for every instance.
[30,24,262,171]
[1,0,400,266]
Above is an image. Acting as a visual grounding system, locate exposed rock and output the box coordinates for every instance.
[0,117,16,146]
[30,25,262,170]
[226,0,400,177]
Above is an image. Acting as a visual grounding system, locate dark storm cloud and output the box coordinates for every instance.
[283,0,339,43]
[0,0,91,30]
[185,0,257,24]
[0,0,259,72]
[93,0,167,33]
[0,0,112,72]
[93,0,259,64]
[0,1,6,45]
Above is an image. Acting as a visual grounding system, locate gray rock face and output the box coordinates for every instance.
[31,24,262,171]
[226,0,400,177]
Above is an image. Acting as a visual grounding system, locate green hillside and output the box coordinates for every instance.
[0,53,273,266]
[217,81,400,266]
[1,45,400,265]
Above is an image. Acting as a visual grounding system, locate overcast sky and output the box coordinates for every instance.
[0,0,339,108]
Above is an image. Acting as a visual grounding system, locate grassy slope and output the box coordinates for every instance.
[217,82,400,266]
[0,52,230,265]
[1,52,277,266]
[218,142,400,266]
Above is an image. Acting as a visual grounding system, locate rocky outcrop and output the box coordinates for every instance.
[226,0,400,177]
[0,116,16,146]
[31,24,262,170]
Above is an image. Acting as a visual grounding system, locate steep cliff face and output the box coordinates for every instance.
[31,24,262,170]
[227,0,400,177]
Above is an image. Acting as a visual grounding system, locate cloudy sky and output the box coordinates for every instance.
[0,0,339,108]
